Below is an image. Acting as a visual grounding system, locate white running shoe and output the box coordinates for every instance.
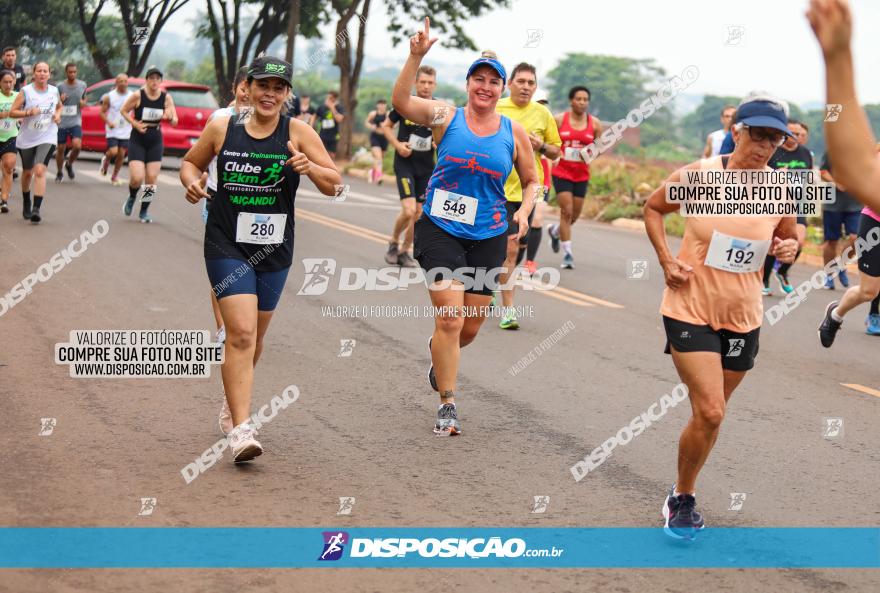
[228,423,263,463]
[219,398,233,436]
[215,325,226,344]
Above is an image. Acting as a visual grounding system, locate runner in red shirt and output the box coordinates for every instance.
[548,86,602,269]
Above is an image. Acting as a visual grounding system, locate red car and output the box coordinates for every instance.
[81,78,219,156]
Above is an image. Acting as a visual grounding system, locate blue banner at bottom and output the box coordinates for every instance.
[0,528,877,568]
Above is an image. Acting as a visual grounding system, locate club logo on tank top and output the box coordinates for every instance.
[444,151,503,179]
[220,150,288,199]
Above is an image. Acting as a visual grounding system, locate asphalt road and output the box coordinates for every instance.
[1,154,878,592]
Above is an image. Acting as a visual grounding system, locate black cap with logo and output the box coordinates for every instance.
[248,56,293,87]
[144,65,163,79]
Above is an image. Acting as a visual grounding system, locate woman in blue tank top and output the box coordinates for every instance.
[392,18,540,436]
[179,56,341,465]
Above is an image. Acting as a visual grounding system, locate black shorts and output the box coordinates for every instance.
[663,316,760,372]
[506,201,535,247]
[369,133,388,151]
[128,129,163,163]
[413,215,508,296]
[858,214,880,277]
[395,166,431,203]
[106,138,129,150]
[552,176,589,198]
[18,143,56,169]
[0,137,15,155]
[321,135,338,153]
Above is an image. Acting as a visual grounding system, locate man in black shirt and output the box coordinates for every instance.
[1,47,25,91]
[381,65,438,268]
[314,91,344,159]
[764,119,813,295]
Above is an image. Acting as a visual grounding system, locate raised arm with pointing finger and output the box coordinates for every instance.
[807,0,880,213]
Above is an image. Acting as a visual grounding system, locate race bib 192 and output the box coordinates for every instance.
[235,212,286,245]
[430,189,479,226]
[704,231,770,273]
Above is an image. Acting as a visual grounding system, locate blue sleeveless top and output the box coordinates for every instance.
[423,108,514,240]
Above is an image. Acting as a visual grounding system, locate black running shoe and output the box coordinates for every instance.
[30,208,41,224]
[65,161,75,180]
[384,242,399,265]
[819,301,842,348]
[22,195,31,220]
[427,336,438,392]
[397,251,418,268]
[0,200,8,214]
[433,403,461,436]
[547,224,560,253]
[55,171,63,183]
[662,485,704,540]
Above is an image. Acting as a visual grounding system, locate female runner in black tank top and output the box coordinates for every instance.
[120,67,178,222]
[365,99,389,183]
[180,56,341,464]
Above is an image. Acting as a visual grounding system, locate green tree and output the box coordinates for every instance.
[0,0,79,56]
[76,0,192,78]
[329,0,511,158]
[679,94,740,148]
[199,0,326,104]
[547,54,668,122]
[165,59,186,81]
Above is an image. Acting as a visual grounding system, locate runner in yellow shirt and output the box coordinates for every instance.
[495,62,561,329]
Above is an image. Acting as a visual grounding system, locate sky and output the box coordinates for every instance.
[168,0,880,107]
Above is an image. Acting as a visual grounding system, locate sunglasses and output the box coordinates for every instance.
[743,125,786,147]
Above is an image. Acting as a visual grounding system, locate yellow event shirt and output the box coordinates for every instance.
[495,96,561,202]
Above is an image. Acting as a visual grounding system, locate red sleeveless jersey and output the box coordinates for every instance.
[553,112,594,182]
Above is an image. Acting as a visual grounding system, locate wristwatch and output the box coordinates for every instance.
[539,143,547,155]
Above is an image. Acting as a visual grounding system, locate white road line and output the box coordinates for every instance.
[77,167,180,188]
[296,197,398,211]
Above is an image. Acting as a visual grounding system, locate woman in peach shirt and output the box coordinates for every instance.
[643,95,799,539]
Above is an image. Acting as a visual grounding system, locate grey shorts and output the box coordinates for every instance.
[18,143,56,169]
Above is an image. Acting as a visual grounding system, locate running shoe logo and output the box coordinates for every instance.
[726,338,745,357]
[38,417,56,436]
[338,339,356,358]
[297,258,337,295]
[825,104,843,122]
[728,492,747,511]
[822,417,844,439]
[336,497,356,515]
[318,531,349,561]
[132,27,150,46]
[530,495,550,514]
[138,497,157,516]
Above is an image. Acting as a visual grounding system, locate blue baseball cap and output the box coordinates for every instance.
[736,99,793,137]
[466,57,507,85]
